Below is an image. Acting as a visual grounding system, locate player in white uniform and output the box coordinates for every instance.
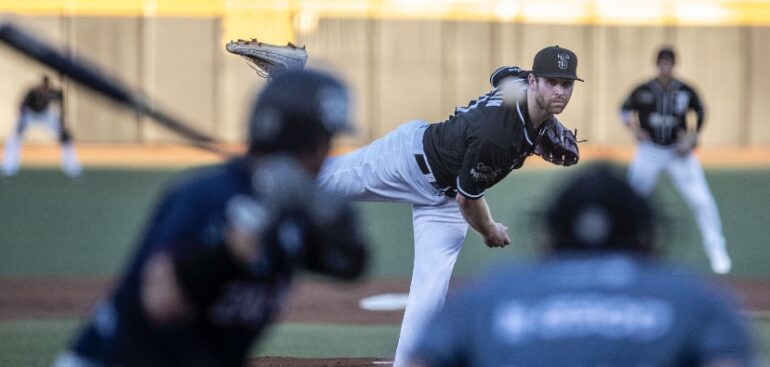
[2,75,81,178]
[318,45,583,367]
[620,47,730,274]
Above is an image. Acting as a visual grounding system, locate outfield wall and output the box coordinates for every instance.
[1,12,769,147]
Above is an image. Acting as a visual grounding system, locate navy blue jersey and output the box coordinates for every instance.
[71,158,292,367]
[422,85,548,199]
[621,78,705,146]
[413,253,752,367]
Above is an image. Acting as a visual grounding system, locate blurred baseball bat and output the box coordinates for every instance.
[0,22,229,156]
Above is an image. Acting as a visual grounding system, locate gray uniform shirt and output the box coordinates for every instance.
[412,253,752,367]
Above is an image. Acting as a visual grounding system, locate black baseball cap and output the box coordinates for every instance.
[531,45,583,82]
[248,69,353,154]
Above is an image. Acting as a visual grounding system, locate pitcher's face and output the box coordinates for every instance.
[530,75,574,115]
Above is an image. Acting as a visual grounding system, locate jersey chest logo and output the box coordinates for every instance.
[674,91,691,114]
[470,162,502,183]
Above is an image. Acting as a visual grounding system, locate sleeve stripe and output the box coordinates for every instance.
[456,177,484,199]
[516,101,535,145]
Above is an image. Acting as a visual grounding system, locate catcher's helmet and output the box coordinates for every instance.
[545,162,655,254]
[248,69,352,154]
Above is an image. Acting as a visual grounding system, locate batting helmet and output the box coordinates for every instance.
[248,68,352,154]
[545,162,656,254]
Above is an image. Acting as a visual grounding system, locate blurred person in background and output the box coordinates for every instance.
[410,162,754,367]
[2,75,81,178]
[52,69,368,367]
[620,46,730,274]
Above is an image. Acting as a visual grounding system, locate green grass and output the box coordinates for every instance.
[2,166,770,278]
[0,319,399,366]
[1,318,767,366]
[0,167,182,276]
[255,323,400,358]
[0,319,79,367]
[360,166,770,279]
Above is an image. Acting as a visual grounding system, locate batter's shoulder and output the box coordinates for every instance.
[164,159,249,203]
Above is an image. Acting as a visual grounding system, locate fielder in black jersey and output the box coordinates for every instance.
[620,47,730,274]
[53,69,368,367]
[621,53,704,146]
[2,75,81,177]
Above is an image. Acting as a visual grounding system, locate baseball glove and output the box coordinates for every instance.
[533,118,581,166]
[225,38,308,78]
[675,131,698,155]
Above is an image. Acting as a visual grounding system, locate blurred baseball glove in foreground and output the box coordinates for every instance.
[225,39,308,78]
[533,119,581,166]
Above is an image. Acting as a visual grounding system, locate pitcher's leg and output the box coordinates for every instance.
[393,202,468,367]
[317,121,436,204]
[668,154,730,273]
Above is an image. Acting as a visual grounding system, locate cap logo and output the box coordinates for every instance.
[557,54,570,70]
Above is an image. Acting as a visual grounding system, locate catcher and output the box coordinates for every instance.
[411,163,754,367]
[228,42,582,367]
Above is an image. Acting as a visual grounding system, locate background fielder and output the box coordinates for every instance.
[620,46,730,274]
[2,75,82,178]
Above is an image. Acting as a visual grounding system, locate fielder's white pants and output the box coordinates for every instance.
[628,141,729,273]
[318,120,469,367]
[2,107,81,177]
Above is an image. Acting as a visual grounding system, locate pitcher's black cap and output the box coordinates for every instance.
[531,45,583,82]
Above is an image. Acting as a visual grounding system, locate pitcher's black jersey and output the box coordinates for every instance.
[621,78,704,146]
[422,85,548,199]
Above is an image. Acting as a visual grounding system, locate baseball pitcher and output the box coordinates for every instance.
[316,45,582,366]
